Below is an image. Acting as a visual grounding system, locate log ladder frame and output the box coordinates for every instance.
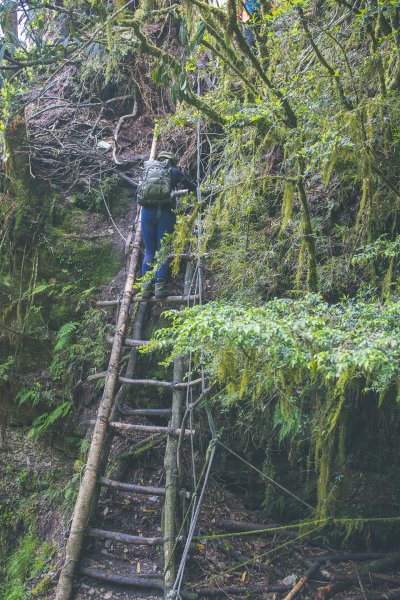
[55,137,198,600]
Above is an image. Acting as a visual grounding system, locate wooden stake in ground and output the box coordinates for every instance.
[163,260,194,595]
[54,136,157,600]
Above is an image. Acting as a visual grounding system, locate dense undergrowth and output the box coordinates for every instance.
[1,0,400,582]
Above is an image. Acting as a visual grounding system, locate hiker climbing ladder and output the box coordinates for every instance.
[54,137,201,600]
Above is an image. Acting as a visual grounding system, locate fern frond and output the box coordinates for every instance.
[54,322,79,353]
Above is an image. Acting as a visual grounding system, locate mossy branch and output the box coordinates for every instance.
[226,0,237,41]
[388,9,400,90]
[186,0,227,22]
[192,4,243,69]
[130,20,225,125]
[227,0,297,128]
[190,0,297,127]
[366,23,387,95]
[297,7,353,110]
[296,161,318,292]
[201,36,258,97]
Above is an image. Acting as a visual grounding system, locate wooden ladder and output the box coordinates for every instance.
[55,141,201,600]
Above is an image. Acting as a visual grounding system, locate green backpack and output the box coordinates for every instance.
[137,160,172,206]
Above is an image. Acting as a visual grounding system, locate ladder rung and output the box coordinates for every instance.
[119,376,203,388]
[132,294,200,303]
[96,299,122,306]
[87,373,203,387]
[96,294,200,307]
[107,336,151,347]
[87,372,172,385]
[80,567,163,590]
[121,408,171,417]
[167,252,195,261]
[108,421,195,437]
[98,476,165,496]
[121,376,172,387]
[88,528,163,546]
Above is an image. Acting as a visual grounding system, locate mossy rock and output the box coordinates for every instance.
[55,206,89,235]
[64,178,133,217]
[52,236,122,287]
[44,236,122,328]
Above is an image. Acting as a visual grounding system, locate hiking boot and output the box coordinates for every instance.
[155,278,170,298]
[141,278,154,299]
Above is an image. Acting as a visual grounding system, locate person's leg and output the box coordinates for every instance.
[141,206,157,275]
[154,206,176,297]
[156,206,176,280]
[243,23,256,48]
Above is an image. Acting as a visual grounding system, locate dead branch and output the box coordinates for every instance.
[112,86,141,165]
[283,560,322,600]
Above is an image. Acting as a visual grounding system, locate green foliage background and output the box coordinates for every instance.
[1,0,400,579]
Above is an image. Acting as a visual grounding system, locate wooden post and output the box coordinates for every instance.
[150,132,158,160]
[54,135,157,600]
[163,261,194,596]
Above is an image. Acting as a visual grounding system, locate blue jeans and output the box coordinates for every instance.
[243,23,256,47]
[141,205,176,280]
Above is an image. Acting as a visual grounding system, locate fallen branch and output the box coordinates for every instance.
[192,583,292,597]
[80,567,163,590]
[323,553,385,564]
[112,88,141,165]
[108,432,167,481]
[335,589,400,600]
[283,560,322,600]
[219,519,283,532]
[290,552,390,600]
[359,553,400,574]
[316,581,353,599]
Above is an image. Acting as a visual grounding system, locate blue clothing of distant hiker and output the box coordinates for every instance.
[139,151,196,298]
[241,0,261,47]
[244,0,261,13]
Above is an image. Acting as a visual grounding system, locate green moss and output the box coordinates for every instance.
[40,229,123,327]
[0,534,54,600]
[64,177,133,217]
[31,575,51,596]
[57,207,88,235]
[53,236,122,287]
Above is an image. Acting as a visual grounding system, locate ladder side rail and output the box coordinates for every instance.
[163,260,194,595]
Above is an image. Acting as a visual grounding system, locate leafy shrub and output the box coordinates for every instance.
[147,294,400,511]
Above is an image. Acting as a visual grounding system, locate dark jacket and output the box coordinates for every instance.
[170,167,197,193]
